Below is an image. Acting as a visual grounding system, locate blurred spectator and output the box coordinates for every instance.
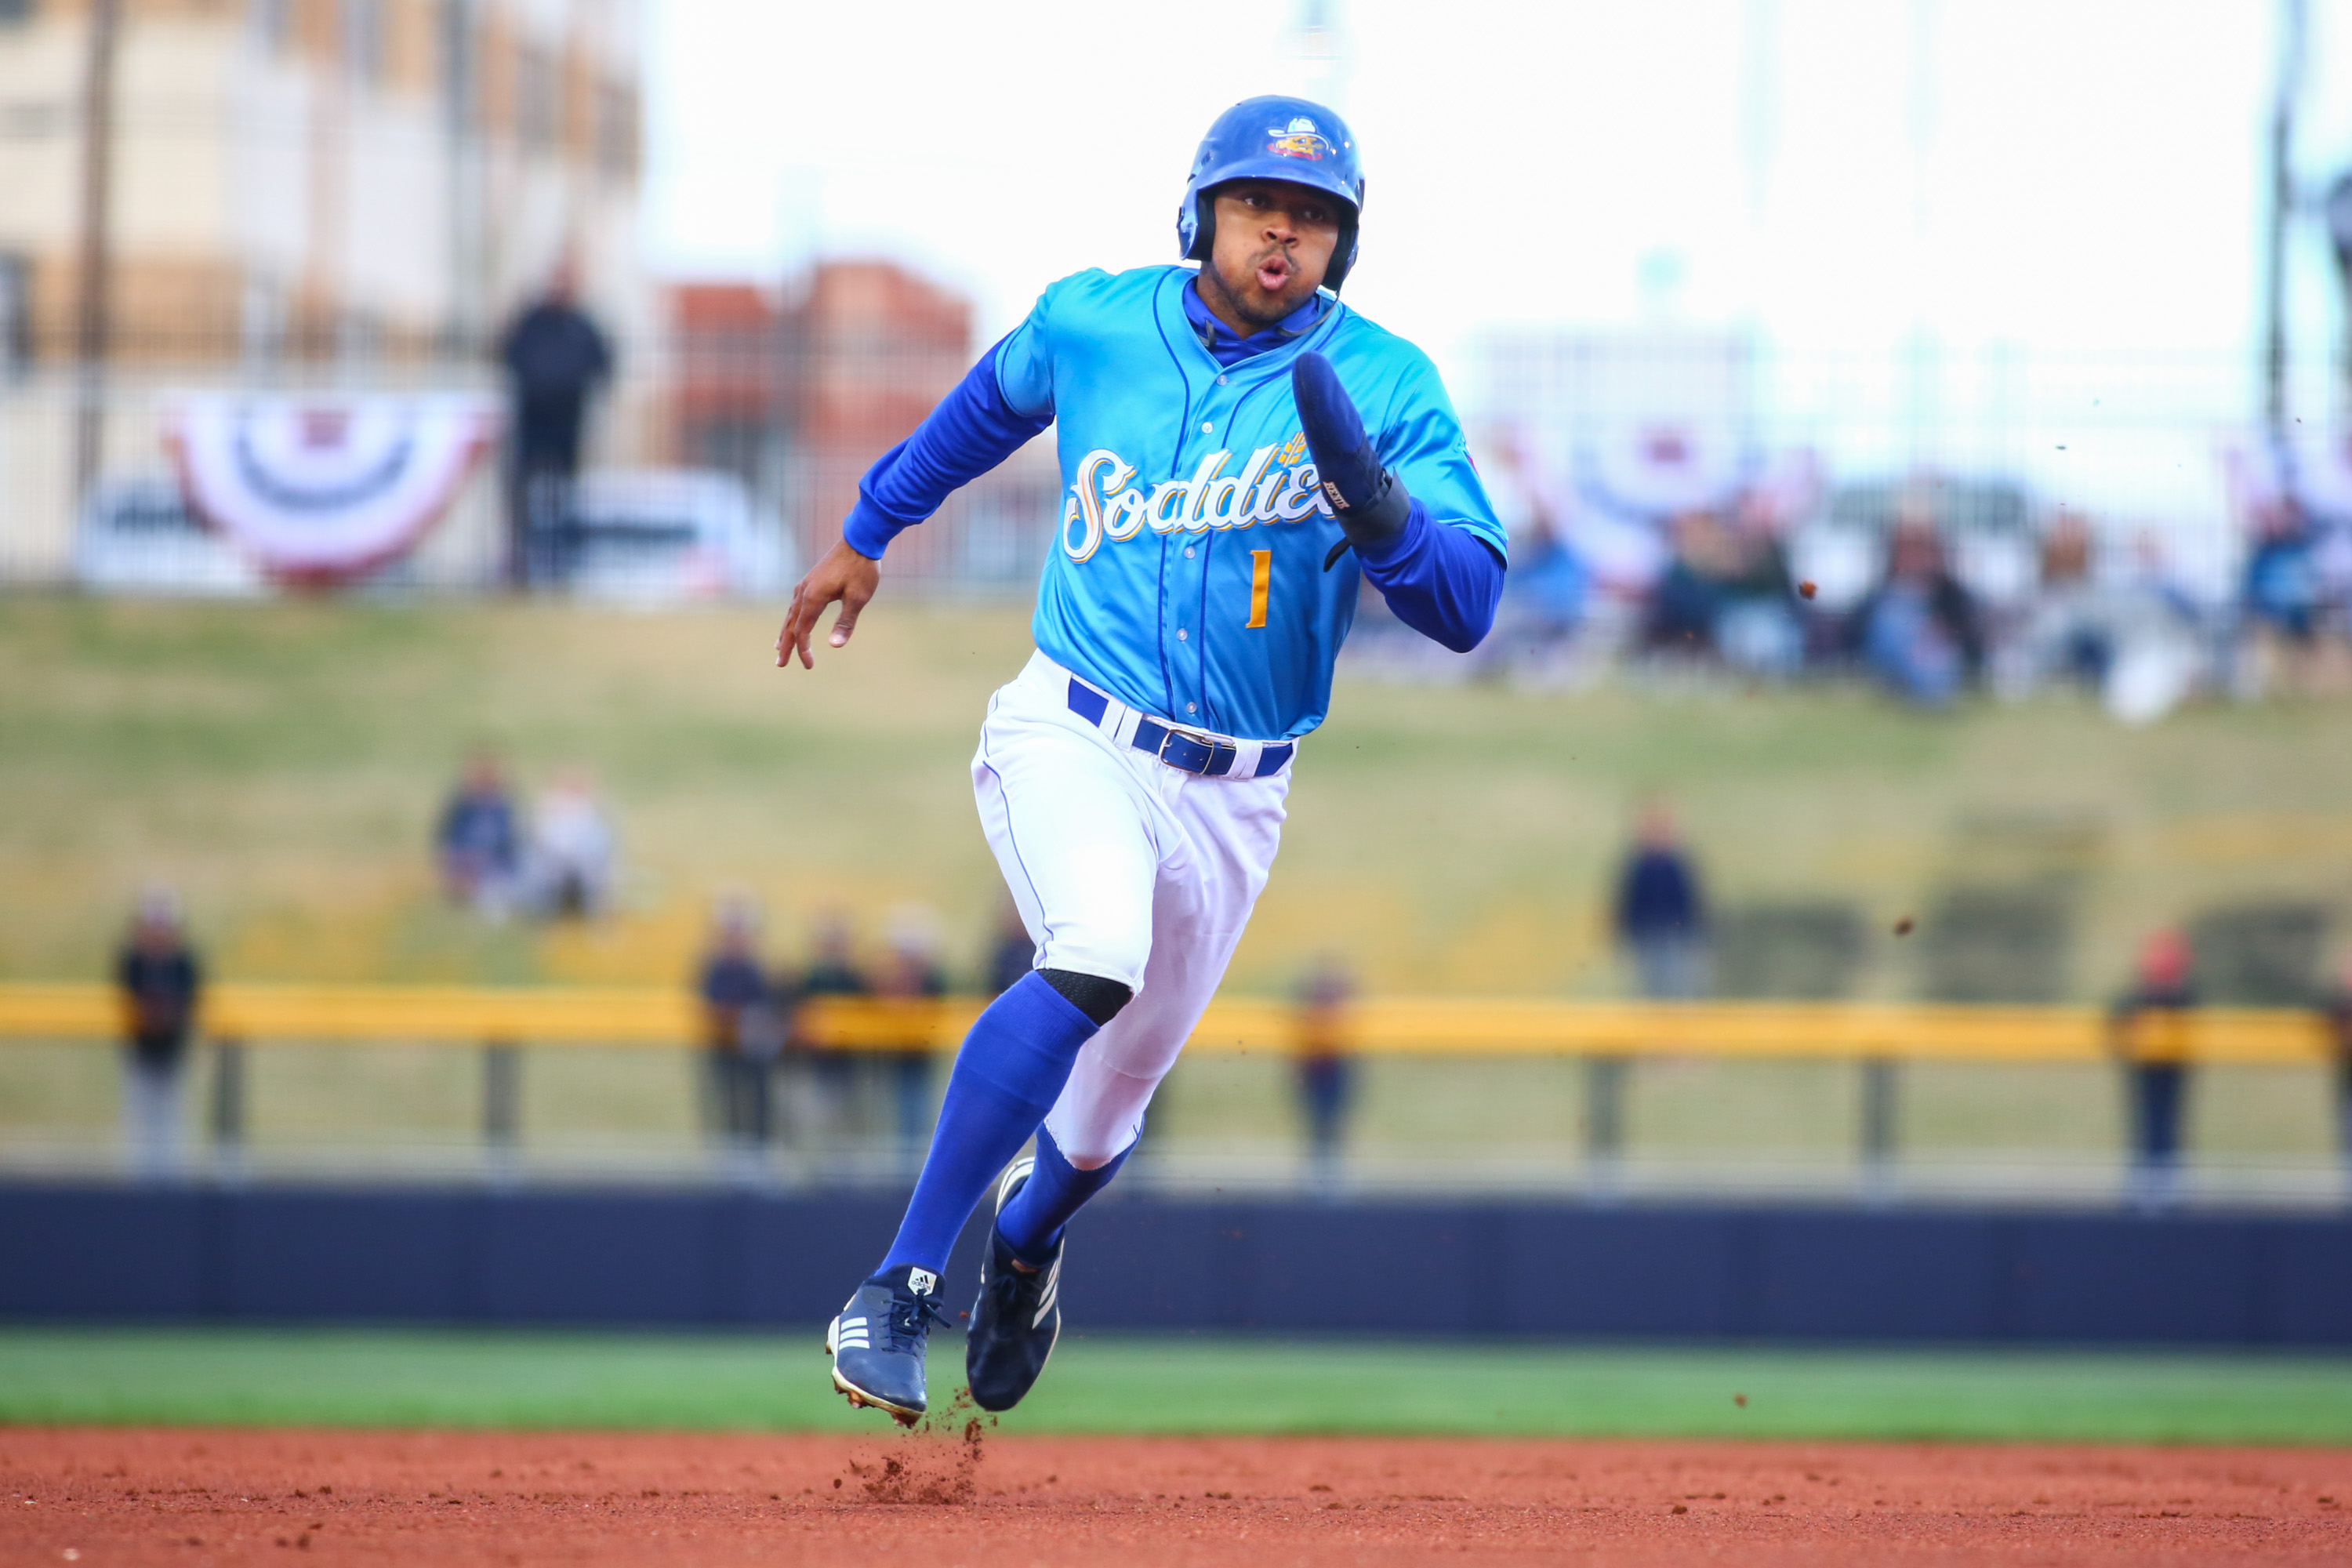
[1642,510,1736,657]
[698,896,781,1174]
[2326,954,2352,1187]
[1614,801,1708,1000]
[434,752,521,914]
[984,897,1037,996]
[2102,530,2207,723]
[1639,505,1800,674]
[2108,928,2198,1212]
[115,887,200,1180]
[1852,521,1984,706]
[2241,499,2324,648]
[1291,953,1359,1192]
[2019,512,2109,691]
[1714,492,1805,677]
[524,768,615,919]
[498,258,612,590]
[2013,517,2205,722]
[796,911,870,1142]
[1479,432,1587,676]
[2235,497,2352,696]
[873,907,949,1165]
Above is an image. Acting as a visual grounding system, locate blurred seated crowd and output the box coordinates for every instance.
[435,752,618,920]
[1385,436,2352,720]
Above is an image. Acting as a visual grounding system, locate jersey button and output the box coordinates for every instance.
[1176,628,1188,641]
[1186,702,1198,714]
[1216,375,1229,386]
[1200,422,1213,434]
[1183,546,1196,559]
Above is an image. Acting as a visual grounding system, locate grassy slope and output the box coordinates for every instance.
[2,1330,2349,1445]
[3,597,2349,1162]
[8,597,2350,993]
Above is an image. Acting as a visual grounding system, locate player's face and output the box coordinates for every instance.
[1203,180,1341,329]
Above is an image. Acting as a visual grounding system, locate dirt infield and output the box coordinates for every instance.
[2,1425,2347,1566]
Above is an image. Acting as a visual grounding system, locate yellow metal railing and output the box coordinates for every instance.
[0,982,2333,1063]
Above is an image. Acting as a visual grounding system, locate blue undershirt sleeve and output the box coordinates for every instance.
[1354,499,1506,653]
[841,333,1054,559]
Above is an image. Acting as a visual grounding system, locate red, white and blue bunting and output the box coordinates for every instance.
[167,394,500,586]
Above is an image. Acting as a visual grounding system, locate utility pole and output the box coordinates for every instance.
[443,0,487,357]
[2326,171,2352,424]
[71,0,124,507]
[1903,0,1940,470]
[2261,0,2306,438]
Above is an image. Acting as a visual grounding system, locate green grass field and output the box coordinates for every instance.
[2,1329,2349,1446]
[4,597,2350,1171]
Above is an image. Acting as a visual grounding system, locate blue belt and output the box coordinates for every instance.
[1065,679,1294,779]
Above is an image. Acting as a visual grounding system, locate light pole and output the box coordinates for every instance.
[2261,0,2306,438]
[71,0,123,507]
[2326,171,2352,425]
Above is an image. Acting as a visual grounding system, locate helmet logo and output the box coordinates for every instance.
[1265,115,1330,161]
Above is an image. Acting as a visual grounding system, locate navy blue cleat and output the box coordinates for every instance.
[965,1157,1064,1413]
[828,1263,953,1425]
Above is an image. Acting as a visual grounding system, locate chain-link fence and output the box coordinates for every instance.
[5,334,2350,719]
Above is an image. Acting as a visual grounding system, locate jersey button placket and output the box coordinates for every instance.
[1174,373,1228,729]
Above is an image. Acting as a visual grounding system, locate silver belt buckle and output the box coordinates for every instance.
[1157,724,1218,771]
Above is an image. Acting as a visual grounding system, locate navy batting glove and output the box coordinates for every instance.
[1292,351,1412,569]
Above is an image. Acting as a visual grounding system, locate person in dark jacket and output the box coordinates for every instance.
[1291,953,1358,1193]
[984,898,1038,997]
[115,888,201,1178]
[794,913,871,1145]
[498,260,612,588]
[1613,801,1708,1000]
[699,898,779,1171]
[434,751,521,913]
[873,909,950,1171]
[2324,953,2352,1192]
[2109,927,2198,1211]
[1852,521,1984,706]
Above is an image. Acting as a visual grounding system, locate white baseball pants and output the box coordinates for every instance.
[973,652,1291,1169]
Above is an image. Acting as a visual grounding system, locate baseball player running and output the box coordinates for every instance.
[779,96,1506,1422]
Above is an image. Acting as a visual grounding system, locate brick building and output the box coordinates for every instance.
[670,261,1054,575]
[0,0,649,367]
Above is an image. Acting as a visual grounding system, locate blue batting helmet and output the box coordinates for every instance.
[1177,96,1365,292]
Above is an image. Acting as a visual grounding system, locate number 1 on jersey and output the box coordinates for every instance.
[1246,550,1272,629]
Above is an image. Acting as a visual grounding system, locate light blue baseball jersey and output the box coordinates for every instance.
[995,265,1504,742]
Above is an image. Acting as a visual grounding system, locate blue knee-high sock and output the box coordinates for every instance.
[877,973,1100,1279]
[996,1126,1131,1266]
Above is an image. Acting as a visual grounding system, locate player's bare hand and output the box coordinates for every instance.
[777,540,881,669]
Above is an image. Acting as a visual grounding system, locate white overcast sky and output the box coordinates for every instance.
[644,0,2352,510]
[644,1,2352,416]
